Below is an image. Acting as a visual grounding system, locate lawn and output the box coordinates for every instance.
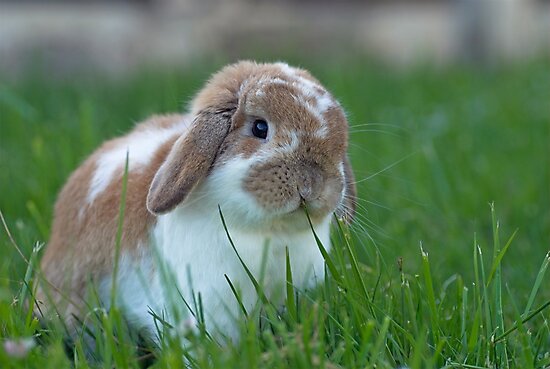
[0,57,549,368]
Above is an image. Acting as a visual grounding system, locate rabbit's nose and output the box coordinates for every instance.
[297,169,323,203]
[298,185,312,201]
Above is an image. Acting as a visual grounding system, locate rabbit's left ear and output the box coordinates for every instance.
[335,155,356,224]
[147,108,234,215]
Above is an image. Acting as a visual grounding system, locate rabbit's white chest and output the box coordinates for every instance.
[110,205,331,341]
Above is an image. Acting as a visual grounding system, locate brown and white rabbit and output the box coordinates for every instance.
[37,61,356,342]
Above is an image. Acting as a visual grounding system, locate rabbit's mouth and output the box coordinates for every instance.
[274,198,334,226]
[251,208,331,233]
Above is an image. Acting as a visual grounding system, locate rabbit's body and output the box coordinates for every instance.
[38,61,355,341]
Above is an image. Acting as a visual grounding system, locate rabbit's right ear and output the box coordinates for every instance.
[147,108,234,215]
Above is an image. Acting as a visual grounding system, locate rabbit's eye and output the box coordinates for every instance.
[252,119,269,139]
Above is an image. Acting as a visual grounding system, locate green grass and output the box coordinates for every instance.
[1,57,549,368]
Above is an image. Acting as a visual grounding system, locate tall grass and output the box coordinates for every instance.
[1,58,549,368]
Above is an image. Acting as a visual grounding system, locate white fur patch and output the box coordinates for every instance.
[314,124,330,139]
[338,161,345,178]
[275,62,297,78]
[238,79,250,98]
[275,63,334,138]
[206,156,269,221]
[255,90,265,98]
[270,77,288,86]
[316,93,334,115]
[87,119,190,204]
[338,161,346,199]
[278,130,300,154]
[253,77,288,98]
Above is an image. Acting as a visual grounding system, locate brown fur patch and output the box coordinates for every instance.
[37,114,183,324]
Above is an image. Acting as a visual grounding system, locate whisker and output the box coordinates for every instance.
[361,186,427,207]
[348,143,384,160]
[349,129,402,138]
[352,196,393,211]
[350,122,410,133]
[353,151,418,185]
[339,199,389,238]
[180,191,212,209]
[349,220,386,265]
[354,214,389,238]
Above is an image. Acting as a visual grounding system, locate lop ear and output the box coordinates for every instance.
[147,108,234,215]
[336,155,356,224]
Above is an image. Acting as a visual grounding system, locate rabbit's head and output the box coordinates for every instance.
[147,61,356,230]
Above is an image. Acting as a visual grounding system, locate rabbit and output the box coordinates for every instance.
[36,61,356,343]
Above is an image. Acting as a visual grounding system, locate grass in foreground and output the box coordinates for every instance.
[1,205,549,368]
[0,58,549,368]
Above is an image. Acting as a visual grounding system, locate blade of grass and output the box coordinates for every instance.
[490,203,508,367]
[477,245,492,348]
[494,299,550,343]
[0,209,28,263]
[366,316,390,367]
[444,362,492,369]
[486,228,518,285]
[224,274,248,317]
[420,243,440,344]
[468,233,482,355]
[285,247,297,322]
[334,217,377,319]
[218,205,268,304]
[523,250,550,317]
[18,241,43,311]
[504,284,534,369]
[303,208,342,285]
[461,286,468,353]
